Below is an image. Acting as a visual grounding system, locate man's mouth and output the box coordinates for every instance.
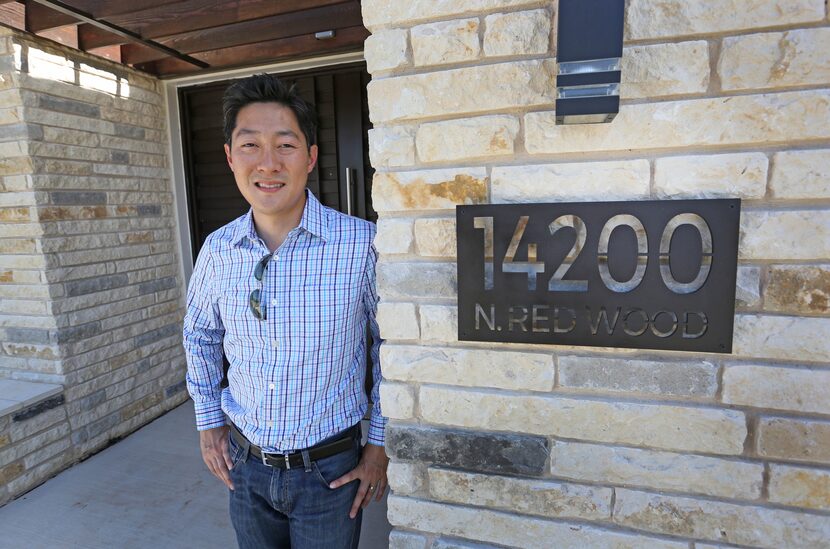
[255,181,285,190]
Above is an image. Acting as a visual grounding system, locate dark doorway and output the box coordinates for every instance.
[179,63,375,260]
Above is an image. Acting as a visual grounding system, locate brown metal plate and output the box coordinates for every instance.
[456,199,740,353]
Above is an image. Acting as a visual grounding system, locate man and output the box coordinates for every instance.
[183,73,388,549]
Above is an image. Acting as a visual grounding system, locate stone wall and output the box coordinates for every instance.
[0,27,187,503]
[363,1,830,547]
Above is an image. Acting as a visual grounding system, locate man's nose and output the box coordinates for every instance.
[257,147,282,172]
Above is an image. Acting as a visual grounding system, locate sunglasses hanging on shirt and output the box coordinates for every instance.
[249,252,273,321]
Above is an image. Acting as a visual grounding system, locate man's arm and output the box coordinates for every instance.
[183,246,233,489]
[330,241,389,517]
[364,243,387,447]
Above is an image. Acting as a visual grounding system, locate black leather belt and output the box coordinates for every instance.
[229,422,357,469]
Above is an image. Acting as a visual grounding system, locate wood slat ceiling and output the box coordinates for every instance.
[0,0,367,77]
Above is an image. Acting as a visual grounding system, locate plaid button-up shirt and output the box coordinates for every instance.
[183,191,386,451]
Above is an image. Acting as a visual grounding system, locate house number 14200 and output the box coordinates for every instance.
[473,213,713,295]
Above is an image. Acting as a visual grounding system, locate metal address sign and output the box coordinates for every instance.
[456,199,740,353]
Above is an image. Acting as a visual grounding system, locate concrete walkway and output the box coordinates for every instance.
[0,402,391,549]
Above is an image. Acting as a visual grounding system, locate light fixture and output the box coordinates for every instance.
[555,0,625,125]
[314,30,336,40]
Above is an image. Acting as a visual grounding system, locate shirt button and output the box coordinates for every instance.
[272,339,279,349]
[269,383,275,390]
[271,298,277,306]
[274,254,280,260]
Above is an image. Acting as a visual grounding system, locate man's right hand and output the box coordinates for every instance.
[199,425,234,490]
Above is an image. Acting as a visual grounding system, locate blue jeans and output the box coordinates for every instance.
[228,427,363,549]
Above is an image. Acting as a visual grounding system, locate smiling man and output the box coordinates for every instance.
[183,74,388,549]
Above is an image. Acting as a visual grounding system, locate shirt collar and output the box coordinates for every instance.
[231,189,329,247]
[298,189,329,242]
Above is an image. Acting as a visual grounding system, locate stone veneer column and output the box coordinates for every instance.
[363,0,830,548]
[0,27,187,502]
[0,28,62,382]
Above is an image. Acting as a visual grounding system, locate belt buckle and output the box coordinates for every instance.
[261,451,292,469]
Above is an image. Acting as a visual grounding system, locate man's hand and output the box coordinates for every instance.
[329,443,389,518]
[199,425,234,491]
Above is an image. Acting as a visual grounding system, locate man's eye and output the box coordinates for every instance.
[240,143,257,148]
[278,143,296,149]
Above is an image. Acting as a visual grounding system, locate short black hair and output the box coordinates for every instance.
[222,73,317,148]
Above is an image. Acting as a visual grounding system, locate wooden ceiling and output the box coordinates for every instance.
[0,0,367,77]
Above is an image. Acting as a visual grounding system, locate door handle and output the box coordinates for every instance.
[345,167,353,216]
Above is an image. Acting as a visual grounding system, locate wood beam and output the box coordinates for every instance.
[112,0,349,40]
[114,41,155,64]
[80,0,355,51]
[86,43,121,62]
[26,0,208,67]
[24,0,351,35]
[0,1,25,31]
[36,22,77,47]
[139,25,368,77]
[25,0,184,31]
[71,0,186,14]
[122,2,362,65]
[76,21,116,50]
[23,0,72,32]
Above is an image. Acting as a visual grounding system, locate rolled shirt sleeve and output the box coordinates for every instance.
[363,242,387,446]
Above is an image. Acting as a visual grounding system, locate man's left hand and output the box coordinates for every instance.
[329,443,389,518]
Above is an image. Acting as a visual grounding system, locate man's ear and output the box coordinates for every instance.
[224,143,233,171]
[306,144,319,174]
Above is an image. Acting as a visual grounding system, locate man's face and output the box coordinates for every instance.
[224,102,318,225]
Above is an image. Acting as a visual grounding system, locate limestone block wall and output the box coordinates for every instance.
[0,27,186,503]
[363,1,830,547]
[0,30,61,384]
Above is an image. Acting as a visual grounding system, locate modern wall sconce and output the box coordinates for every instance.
[555,0,625,124]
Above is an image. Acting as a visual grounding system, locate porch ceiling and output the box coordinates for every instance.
[0,0,367,77]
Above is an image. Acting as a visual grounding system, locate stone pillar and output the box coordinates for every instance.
[0,27,188,502]
[363,1,830,547]
[0,28,62,383]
